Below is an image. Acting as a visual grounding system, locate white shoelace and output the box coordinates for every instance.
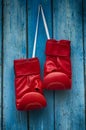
[32,5,50,58]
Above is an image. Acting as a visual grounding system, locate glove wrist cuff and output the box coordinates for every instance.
[14,58,40,77]
[45,39,71,57]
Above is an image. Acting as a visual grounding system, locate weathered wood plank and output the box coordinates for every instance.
[28,0,54,130]
[84,0,86,64]
[3,0,28,129]
[0,0,2,128]
[0,0,2,64]
[83,0,86,104]
[83,1,86,125]
[53,0,85,130]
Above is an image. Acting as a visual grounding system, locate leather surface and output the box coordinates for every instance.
[43,39,72,90]
[14,57,47,110]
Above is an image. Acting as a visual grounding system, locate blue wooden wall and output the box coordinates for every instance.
[0,0,85,130]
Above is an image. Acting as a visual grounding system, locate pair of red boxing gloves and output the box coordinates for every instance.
[14,5,72,110]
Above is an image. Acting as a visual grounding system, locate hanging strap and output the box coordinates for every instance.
[32,5,50,58]
[32,5,40,58]
[40,5,50,39]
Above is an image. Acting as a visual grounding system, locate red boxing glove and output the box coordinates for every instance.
[43,39,72,90]
[14,58,47,110]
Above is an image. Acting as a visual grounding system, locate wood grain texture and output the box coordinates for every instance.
[83,0,86,122]
[0,0,2,64]
[28,0,54,130]
[3,0,28,129]
[83,0,86,103]
[0,0,2,128]
[0,0,85,129]
[53,0,85,130]
[83,0,86,64]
